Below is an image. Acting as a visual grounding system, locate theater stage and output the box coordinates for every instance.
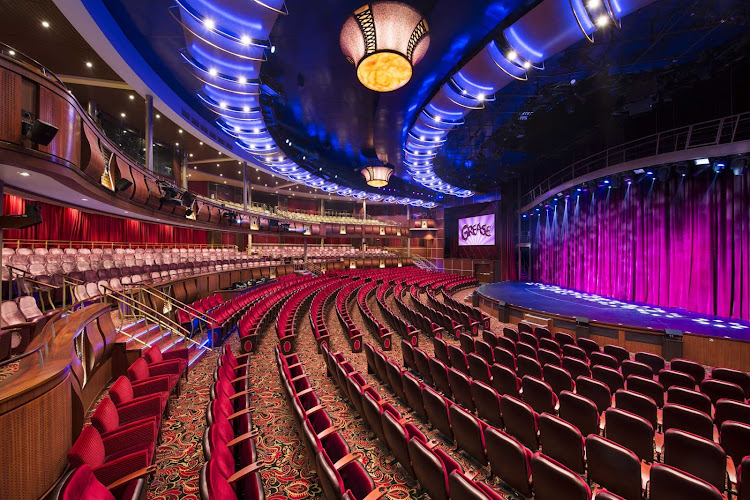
[475,282,750,371]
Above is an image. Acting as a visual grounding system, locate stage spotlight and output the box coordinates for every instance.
[731,156,747,176]
[674,162,689,177]
[657,166,671,182]
[159,183,183,206]
[181,191,196,206]
[611,175,622,189]
[633,168,646,175]
[522,213,527,218]
[694,158,710,166]
[712,161,726,173]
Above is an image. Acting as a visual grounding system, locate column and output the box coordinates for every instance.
[0,181,4,315]
[303,239,308,264]
[181,152,188,189]
[362,200,367,220]
[406,205,411,257]
[144,94,154,172]
[242,162,248,211]
[319,198,325,216]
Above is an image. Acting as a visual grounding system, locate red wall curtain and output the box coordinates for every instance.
[3,195,208,245]
[532,172,750,320]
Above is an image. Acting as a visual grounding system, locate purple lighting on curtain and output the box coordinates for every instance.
[532,173,750,321]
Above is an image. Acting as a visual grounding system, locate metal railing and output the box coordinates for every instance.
[135,284,213,335]
[1,239,235,250]
[101,284,210,352]
[522,112,750,208]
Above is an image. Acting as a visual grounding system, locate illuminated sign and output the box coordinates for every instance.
[458,214,495,246]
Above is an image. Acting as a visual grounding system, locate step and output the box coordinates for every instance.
[524,313,551,329]
[116,323,162,349]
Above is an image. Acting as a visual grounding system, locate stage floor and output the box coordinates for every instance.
[477,282,750,341]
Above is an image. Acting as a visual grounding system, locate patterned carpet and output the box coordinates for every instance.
[136,283,522,499]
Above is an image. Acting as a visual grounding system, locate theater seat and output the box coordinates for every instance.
[538,413,586,475]
[649,463,722,500]
[530,453,591,500]
[484,427,533,497]
[662,429,726,494]
[449,404,487,465]
[448,470,504,499]
[51,464,145,500]
[127,357,181,396]
[585,435,645,500]
[143,345,189,380]
[409,437,464,500]
[90,397,161,444]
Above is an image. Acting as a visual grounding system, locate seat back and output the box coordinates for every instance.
[382,411,415,478]
[558,390,600,440]
[490,363,520,398]
[576,376,611,414]
[649,463,722,500]
[402,371,427,421]
[658,369,695,391]
[590,351,618,369]
[620,360,653,380]
[604,407,654,462]
[662,403,714,441]
[429,357,452,398]
[543,364,574,396]
[484,427,533,497]
[719,421,750,469]
[433,337,450,365]
[530,454,592,500]
[592,365,625,394]
[470,380,503,428]
[663,429,726,493]
[448,344,470,375]
[448,368,475,413]
[538,413,586,475]
[714,399,750,429]
[634,352,665,373]
[467,353,491,384]
[577,337,600,357]
[626,375,665,408]
[585,434,642,500]
[701,378,746,405]
[67,426,105,468]
[712,367,750,398]
[493,347,516,372]
[500,395,538,450]
[474,339,494,364]
[562,356,591,381]
[522,375,557,415]
[603,344,630,365]
[670,358,706,385]
[449,404,487,465]
[52,465,118,500]
[408,438,453,500]
[614,389,658,430]
[666,387,711,415]
[516,354,542,379]
[423,387,453,441]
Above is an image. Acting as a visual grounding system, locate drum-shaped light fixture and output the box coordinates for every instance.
[340,2,430,92]
[361,165,393,187]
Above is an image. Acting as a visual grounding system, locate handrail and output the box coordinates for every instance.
[137,284,213,323]
[522,111,750,208]
[101,284,210,351]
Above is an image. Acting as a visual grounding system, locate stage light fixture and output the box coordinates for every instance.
[731,156,747,176]
[633,168,646,174]
[694,158,710,166]
[675,162,689,177]
[712,161,726,173]
[657,166,671,182]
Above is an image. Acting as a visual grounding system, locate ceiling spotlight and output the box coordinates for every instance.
[234,126,241,132]
[8,50,16,56]
[506,50,517,61]
[204,19,215,30]
[156,114,161,119]
[587,0,602,8]
[243,105,250,112]
[240,35,251,45]
[178,129,183,134]
[477,93,485,101]
[175,142,179,146]
[219,102,227,109]
[270,45,276,54]
[208,68,218,76]
[199,141,203,145]
[595,15,609,27]
[120,113,126,118]
[129,95,135,100]
[19,172,30,177]
[238,76,247,84]
[85,62,93,68]
[523,61,531,69]
[189,153,194,157]
[41,21,50,28]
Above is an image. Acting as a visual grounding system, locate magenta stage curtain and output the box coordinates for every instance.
[3,195,208,245]
[532,172,750,321]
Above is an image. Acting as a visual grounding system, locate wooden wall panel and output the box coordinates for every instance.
[0,377,72,500]
[130,172,149,205]
[0,68,22,144]
[113,157,136,199]
[684,335,750,372]
[38,87,80,165]
[79,123,106,182]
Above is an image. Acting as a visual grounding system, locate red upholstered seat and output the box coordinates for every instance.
[91,397,160,444]
[68,425,155,488]
[109,376,169,417]
[127,357,180,396]
[52,464,144,500]
[144,345,189,380]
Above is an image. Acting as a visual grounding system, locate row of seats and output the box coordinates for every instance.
[275,344,386,500]
[389,339,746,500]
[394,283,446,338]
[277,278,336,354]
[423,329,750,498]
[440,287,491,330]
[237,275,315,353]
[409,284,464,338]
[335,281,366,352]
[252,245,395,259]
[425,287,482,335]
[355,281,393,350]
[201,344,264,499]
[1,296,58,357]
[375,282,420,346]
[308,281,343,353]
[53,346,189,499]
[324,344,504,499]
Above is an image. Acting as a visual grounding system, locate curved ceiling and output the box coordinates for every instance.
[53,0,750,204]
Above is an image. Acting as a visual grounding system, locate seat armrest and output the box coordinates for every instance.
[359,486,389,500]
[333,452,364,471]
[93,450,151,487]
[101,417,158,441]
[227,461,266,483]
[162,348,189,363]
[227,430,260,447]
[132,376,171,396]
[106,465,157,490]
[228,407,252,420]
[228,388,252,400]
[102,419,157,454]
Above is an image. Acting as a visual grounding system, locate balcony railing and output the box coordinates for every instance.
[522,112,750,208]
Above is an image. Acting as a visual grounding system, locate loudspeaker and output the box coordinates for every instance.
[575,317,590,339]
[662,329,683,360]
[497,300,509,323]
[26,119,59,146]
[471,293,479,307]
[25,202,42,217]
[115,178,133,192]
